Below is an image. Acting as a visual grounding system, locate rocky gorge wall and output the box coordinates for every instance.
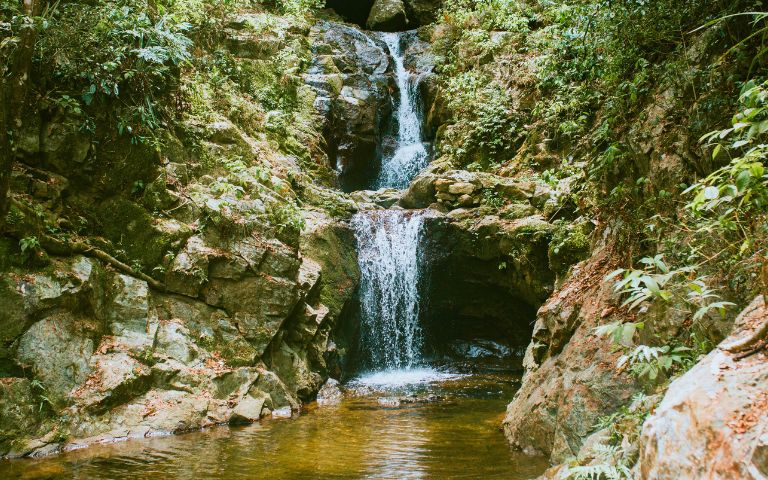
[0,6,373,457]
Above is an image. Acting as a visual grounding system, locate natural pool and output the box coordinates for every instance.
[0,368,548,479]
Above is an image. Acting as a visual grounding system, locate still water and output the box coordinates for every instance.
[0,369,548,479]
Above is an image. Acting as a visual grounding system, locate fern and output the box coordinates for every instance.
[567,464,632,480]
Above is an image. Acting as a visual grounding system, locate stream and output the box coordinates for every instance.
[0,369,547,479]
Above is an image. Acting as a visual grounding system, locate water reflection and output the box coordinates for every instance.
[0,372,548,479]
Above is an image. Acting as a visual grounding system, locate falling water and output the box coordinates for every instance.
[377,32,429,189]
[353,210,425,370]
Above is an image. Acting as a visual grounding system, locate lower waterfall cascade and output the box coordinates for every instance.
[352,209,425,371]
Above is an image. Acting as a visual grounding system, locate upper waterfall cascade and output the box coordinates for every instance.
[376,32,429,189]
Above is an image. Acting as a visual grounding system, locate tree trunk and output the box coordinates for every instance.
[0,0,43,232]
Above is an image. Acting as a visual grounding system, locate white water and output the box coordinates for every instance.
[353,210,425,371]
[350,368,464,389]
[377,32,429,189]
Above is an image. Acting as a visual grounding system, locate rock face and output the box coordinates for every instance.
[502,247,637,462]
[316,378,343,406]
[419,207,556,364]
[400,167,534,210]
[367,0,408,31]
[639,295,768,479]
[304,21,394,190]
[0,208,359,457]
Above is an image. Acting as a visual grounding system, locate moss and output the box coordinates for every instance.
[97,197,192,272]
[0,378,52,456]
[300,219,359,319]
[0,239,22,270]
[548,220,593,276]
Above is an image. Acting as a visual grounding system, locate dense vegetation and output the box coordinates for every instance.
[424,1,768,475]
[0,0,337,271]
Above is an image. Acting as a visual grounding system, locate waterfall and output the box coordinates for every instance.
[353,210,425,370]
[377,32,429,189]
[349,32,438,384]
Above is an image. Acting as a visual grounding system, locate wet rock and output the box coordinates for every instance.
[639,296,768,479]
[256,369,300,412]
[450,339,514,360]
[317,378,344,406]
[377,394,443,407]
[367,0,408,31]
[230,392,268,424]
[377,396,401,407]
[304,22,393,190]
[271,406,293,418]
[418,210,556,364]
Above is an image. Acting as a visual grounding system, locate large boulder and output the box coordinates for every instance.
[367,0,408,31]
[404,0,444,26]
[639,295,768,479]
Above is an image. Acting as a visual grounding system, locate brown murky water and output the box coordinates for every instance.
[0,370,548,479]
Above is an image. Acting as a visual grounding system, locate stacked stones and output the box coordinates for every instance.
[434,178,481,208]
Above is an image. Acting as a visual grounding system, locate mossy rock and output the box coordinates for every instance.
[97,197,192,271]
[300,215,359,319]
[0,276,29,364]
[0,239,22,271]
[0,378,51,456]
[548,221,593,276]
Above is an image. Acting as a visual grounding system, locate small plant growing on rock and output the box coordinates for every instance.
[605,255,734,320]
[19,236,41,263]
[616,345,693,381]
[482,188,504,208]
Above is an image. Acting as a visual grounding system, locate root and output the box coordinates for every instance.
[733,340,767,361]
[39,235,167,292]
[722,298,768,354]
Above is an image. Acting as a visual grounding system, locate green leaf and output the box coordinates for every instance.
[703,186,719,200]
[712,143,722,159]
[736,169,752,191]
